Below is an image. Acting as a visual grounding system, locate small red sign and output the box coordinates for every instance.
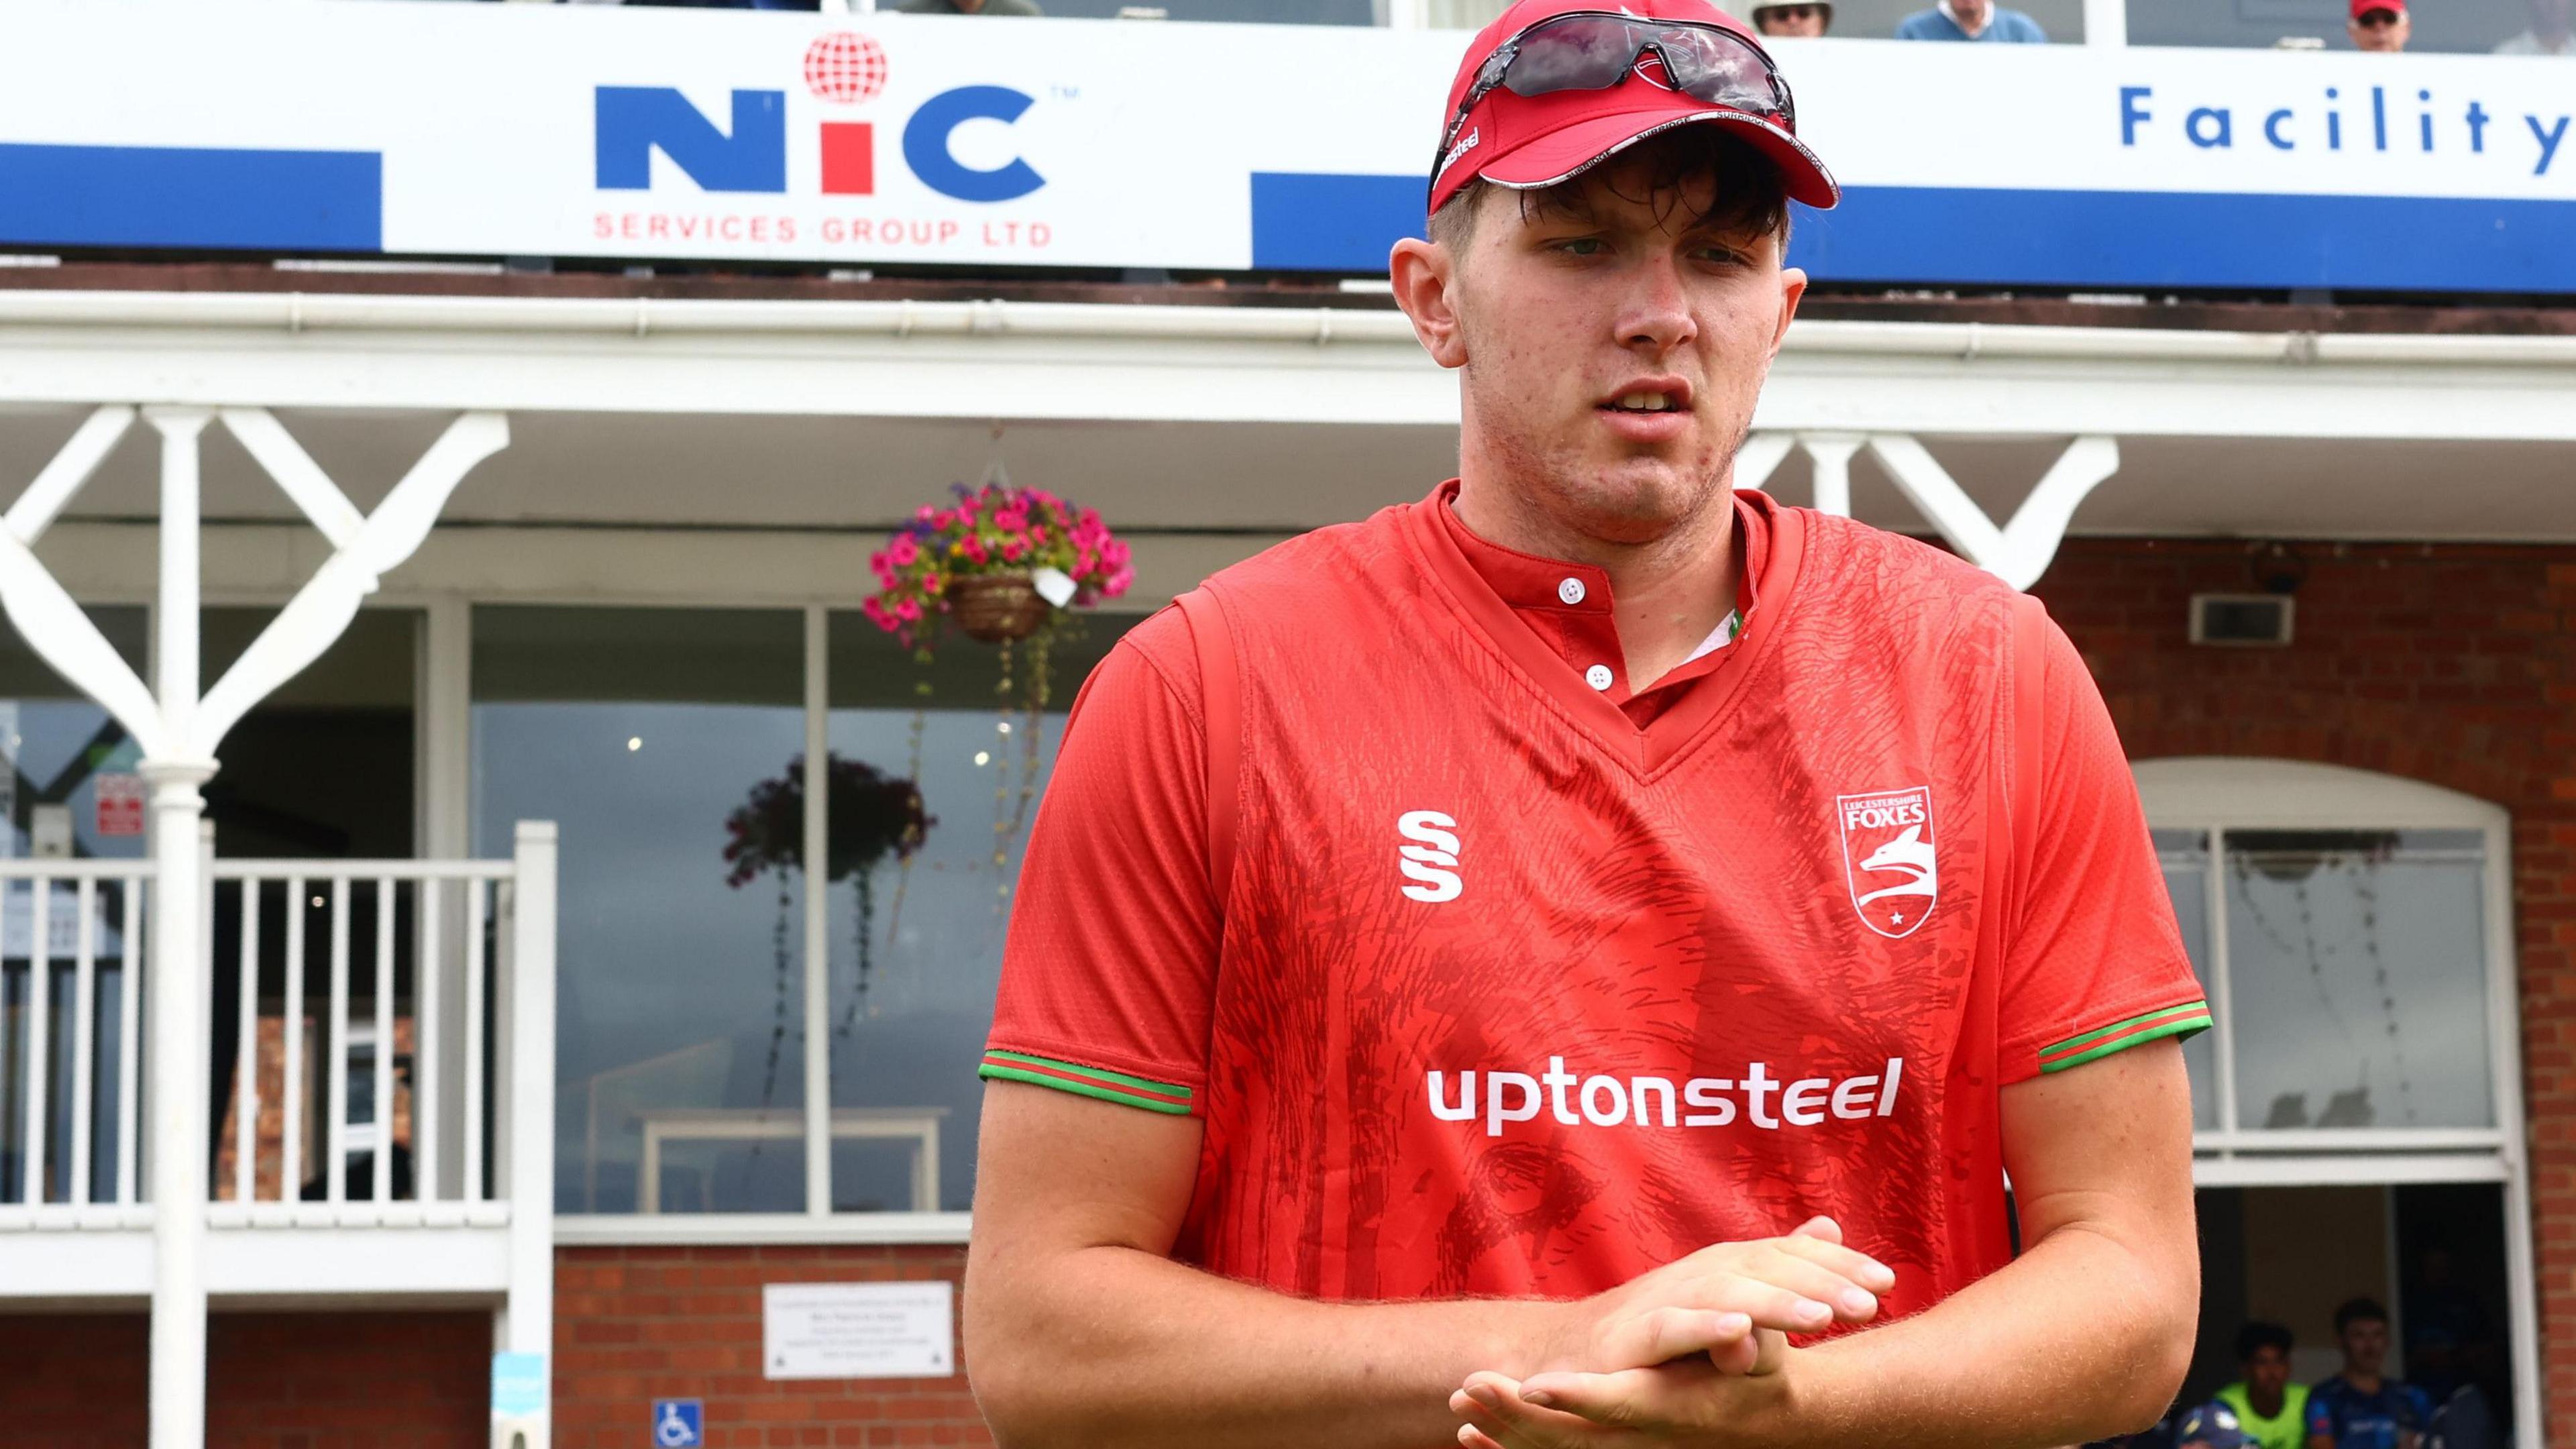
[95,773,144,837]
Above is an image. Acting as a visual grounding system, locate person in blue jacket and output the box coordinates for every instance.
[1894,0,2048,40]
[2307,1298,2436,1449]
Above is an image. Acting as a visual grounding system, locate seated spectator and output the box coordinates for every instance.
[2493,0,2573,52]
[1894,0,2046,42]
[2180,1401,2255,1449]
[899,0,1045,11]
[2218,1322,2314,1449]
[1751,1,1831,35]
[2422,1341,2508,1449]
[2349,0,2410,50]
[2308,1298,2436,1449]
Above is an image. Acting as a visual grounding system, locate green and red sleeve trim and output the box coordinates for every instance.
[2037,999,2213,1075]
[977,1049,1196,1116]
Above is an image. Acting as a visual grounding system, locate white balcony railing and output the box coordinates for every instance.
[0,823,555,1307]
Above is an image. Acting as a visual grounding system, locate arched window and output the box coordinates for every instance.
[2135,757,2535,1438]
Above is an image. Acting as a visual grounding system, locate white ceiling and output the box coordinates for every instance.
[0,404,2567,543]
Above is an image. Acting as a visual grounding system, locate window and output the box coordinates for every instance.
[472,605,1137,1218]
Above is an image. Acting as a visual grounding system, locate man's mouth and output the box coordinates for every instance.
[1605,391,1684,413]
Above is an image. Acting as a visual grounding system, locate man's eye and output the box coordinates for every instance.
[1697,246,1748,265]
[1555,237,1606,256]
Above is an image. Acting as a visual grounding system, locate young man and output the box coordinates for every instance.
[963,2,2204,1445]
[2348,0,2410,52]
[2308,1299,2436,1449]
[2219,1322,2314,1449]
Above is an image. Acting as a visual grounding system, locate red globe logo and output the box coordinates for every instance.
[804,32,888,106]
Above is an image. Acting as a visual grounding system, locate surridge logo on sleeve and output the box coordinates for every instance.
[1836,786,1937,938]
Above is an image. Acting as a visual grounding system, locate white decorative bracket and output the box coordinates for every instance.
[0,403,509,764]
[1739,431,2121,592]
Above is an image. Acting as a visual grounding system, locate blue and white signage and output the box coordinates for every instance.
[651,1399,704,1448]
[0,3,2568,292]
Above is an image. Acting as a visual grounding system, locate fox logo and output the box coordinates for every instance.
[1837,788,1938,938]
[1397,809,1462,904]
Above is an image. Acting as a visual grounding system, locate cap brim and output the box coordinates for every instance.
[1479,107,1840,210]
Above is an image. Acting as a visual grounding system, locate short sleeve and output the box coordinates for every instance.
[979,607,1221,1115]
[1996,611,2210,1083]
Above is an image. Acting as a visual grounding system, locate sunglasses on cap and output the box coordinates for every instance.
[1432,11,1796,199]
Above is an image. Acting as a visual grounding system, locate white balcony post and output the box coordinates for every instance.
[1801,433,1863,517]
[140,405,215,1449]
[496,822,558,1424]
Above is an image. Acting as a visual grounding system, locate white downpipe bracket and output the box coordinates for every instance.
[0,402,509,1449]
[1865,434,2121,592]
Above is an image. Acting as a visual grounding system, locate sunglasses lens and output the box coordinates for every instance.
[1500,16,1783,119]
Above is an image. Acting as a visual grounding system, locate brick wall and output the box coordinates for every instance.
[553,1244,981,1449]
[2031,538,2573,1446]
[0,1309,486,1449]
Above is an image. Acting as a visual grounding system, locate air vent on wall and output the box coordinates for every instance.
[2190,593,2295,647]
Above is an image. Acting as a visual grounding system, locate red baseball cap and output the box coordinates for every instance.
[1428,0,1839,219]
[2350,0,2404,14]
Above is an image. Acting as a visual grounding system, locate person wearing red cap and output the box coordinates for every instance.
[2349,0,2410,51]
[964,3,2202,1446]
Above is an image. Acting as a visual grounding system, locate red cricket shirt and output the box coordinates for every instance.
[982,482,2204,1316]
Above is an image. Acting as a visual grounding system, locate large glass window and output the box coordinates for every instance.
[823,613,1132,1214]
[473,604,1136,1217]
[473,608,809,1215]
[2128,0,2543,52]
[2156,824,2496,1136]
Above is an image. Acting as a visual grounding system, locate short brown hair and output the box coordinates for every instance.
[1427,125,1792,255]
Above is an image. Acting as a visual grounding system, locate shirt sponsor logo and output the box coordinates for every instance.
[1397,809,1463,903]
[1426,1055,1906,1138]
[1837,786,1938,938]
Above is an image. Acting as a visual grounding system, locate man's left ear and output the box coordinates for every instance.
[1770,265,1809,362]
[1391,236,1469,370]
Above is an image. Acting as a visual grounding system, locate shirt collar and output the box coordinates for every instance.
[1430,477,1762,625]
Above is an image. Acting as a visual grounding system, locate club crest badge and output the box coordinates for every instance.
[1837,786,1939,939]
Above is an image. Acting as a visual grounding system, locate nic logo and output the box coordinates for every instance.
[651,1398,704,1448]
[1397,810,1462,904]
[595,36,1045,204]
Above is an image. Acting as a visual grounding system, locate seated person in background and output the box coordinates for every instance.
[898,0,1044,13]
[1894,0,2047,41]
[2308,1298,2436,1449]
[2220,1321,2315,1449]
[2494,0,2573,52]
[1752,1,1831,34]
[2182,1401,2257,1449]
[2349,0,2410,50]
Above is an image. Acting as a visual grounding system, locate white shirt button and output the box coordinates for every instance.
[1585,664,1615,690]
[1558,576,1587,606]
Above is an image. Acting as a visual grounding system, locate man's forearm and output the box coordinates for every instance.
[969,1240,1567,1449]
[1774,1225,2194,1449]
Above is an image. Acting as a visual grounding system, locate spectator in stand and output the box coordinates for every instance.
[2308,1298,2436,1449]
[1894,0,2047,42]
[2422,1340,2508,1449]
[2349,0,2410,50]
[2180,1401,2256,1449]
[2402,1246,2490,1404]
[2494,0,2573,52]
[1751,1,1831,35]
[898,0,1045,11]
[2219,1322,2315,1449]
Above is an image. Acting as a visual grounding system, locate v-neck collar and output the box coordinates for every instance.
[1401,480,1808,780]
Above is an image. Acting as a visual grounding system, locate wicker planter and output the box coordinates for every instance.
[945,573,1051,643]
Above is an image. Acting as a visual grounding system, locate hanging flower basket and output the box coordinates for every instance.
[945,574,1051,643]
[863,480,1134,651]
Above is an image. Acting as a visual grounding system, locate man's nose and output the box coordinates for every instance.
[1615,254,1697,356]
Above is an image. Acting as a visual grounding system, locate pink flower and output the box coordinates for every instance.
[1074,547,1096,576]
[914,504,938,523]
[862,596,898,632]
[889,535,920,567]
[920,572,942,594]
[1001,537,1024,562]
[894,598,922,623]
[1103,566,1134,596]
[995,507,1028,534]
[964,537,989,565]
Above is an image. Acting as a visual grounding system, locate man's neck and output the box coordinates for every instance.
[1449,474,1742,690]
[2247,1385,2286,1418]
[2343,1368,2386,1395]
[1939,0,1992,34]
